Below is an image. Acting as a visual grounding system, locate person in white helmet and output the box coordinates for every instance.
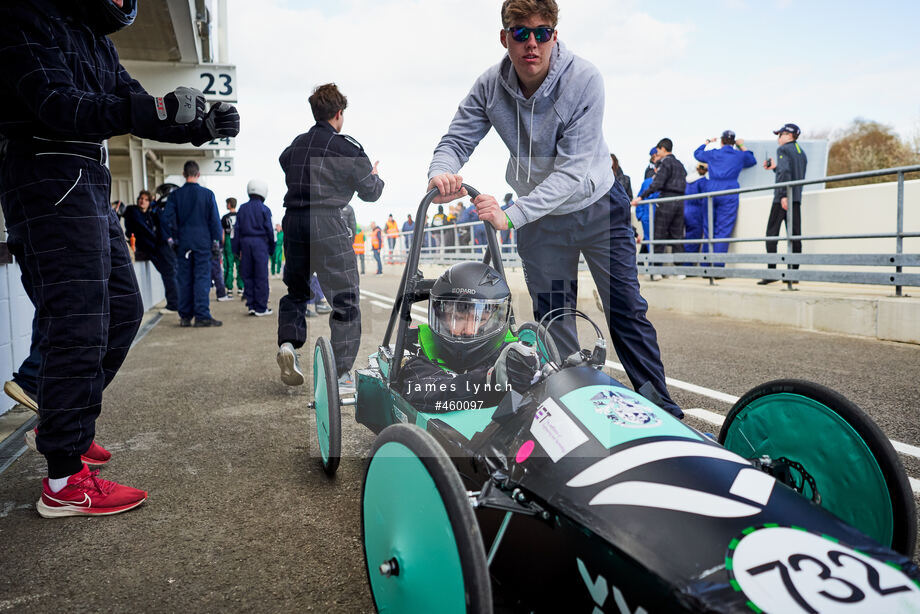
[233,179,276,316]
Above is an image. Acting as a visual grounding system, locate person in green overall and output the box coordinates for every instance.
[221,197,243,295]
[271,223,285,276]
[395,261,539,413]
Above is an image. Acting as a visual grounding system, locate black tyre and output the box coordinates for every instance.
[313,337,341,476]
[719,379,916,555]
[361,424,492,613]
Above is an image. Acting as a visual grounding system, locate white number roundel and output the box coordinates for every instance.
[729,527,920,613]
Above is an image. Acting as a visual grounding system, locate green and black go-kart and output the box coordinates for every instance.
[310,185,920,613]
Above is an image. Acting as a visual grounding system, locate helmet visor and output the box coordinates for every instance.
[430,298,510,343]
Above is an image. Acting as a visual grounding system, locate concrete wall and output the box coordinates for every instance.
[0,259,165,415]
[730,178,920,261]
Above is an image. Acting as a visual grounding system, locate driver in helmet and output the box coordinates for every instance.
[398,261,540,413]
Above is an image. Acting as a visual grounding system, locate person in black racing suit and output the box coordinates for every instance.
[0,0,239,517]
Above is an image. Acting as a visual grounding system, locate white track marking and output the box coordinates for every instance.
[892,441,920,459]
[604,360,740,404]
[910,478,920,495]
[362,289,426,313]
[368,299,426,324]
[361,290,920,466]
[684,408,727,427]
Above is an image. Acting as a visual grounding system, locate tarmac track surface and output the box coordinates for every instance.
[0,271,917,612]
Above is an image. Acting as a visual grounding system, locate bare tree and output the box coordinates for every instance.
[827,118,920,188]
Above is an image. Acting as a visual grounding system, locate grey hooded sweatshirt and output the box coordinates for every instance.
[428,41,615,229]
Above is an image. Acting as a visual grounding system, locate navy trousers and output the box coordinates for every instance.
[240,237,270,312]
[150,242,179,310]
[517,182,681,417]
[1,153,143,477]
[683,202,708,255]
[210,252,227,298]
[278,210,360,377]
[12,295,41,395]
[176,248,212,320]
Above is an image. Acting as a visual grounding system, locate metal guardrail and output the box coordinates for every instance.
[378,165,920,295]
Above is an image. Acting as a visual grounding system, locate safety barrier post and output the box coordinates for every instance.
[648,200,656,270]
[896,171,904,297]
[707,195,714,285]
[784,185,795,290]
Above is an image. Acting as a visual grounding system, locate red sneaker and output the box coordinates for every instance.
[24,429,112,466]
[37,465,147,518]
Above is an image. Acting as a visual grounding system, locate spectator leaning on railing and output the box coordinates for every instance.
[632,138,687,267]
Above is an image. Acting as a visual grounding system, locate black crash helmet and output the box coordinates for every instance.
[428,262,511,371]
[85,0,138,35]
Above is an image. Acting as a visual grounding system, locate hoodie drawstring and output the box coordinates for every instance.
[515,102,521,182]
[515,99,536,184]
[527,98,534,183]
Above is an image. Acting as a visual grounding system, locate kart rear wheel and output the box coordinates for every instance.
[362,424,492,614]
[313,337,341,476]
[719,379,916,555]
[515,321,561,366]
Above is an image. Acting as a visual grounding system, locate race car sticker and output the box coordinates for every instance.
[726,525,920,613]
[530,398,589,462]
[560,386,700,449]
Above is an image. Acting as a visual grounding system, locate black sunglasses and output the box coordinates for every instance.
[506,26,555,43]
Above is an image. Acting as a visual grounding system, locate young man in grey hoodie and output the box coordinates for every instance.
[426,0,681,417]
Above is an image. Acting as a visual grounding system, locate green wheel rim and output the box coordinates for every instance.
[722,392,893,546]
[363,441,467,613]
[314,344,330,465]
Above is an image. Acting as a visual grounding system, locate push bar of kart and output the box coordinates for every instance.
[383,184,509,386]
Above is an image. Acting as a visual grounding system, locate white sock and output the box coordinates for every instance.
[48,476,71,493]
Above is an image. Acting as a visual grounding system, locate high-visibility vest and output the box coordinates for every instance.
[353,230,365,254]
[371,228,382,250]
[385,220,399,238]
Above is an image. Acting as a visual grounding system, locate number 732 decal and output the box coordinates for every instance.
[727,526,920,613]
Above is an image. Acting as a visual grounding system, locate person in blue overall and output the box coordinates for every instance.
[0,0,238,516]
[634,148,659,253]
[683,162,709,257]
[692,130,756,266]
[233,179,275,316]
[162,161,224,327]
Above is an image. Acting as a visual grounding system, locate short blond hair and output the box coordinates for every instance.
[501,0,559,28]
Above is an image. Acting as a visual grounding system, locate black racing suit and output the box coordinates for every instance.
[396,331,507,413]
[0,0,212,477]
[277,121,384,377]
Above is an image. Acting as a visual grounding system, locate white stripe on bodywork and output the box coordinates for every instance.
[566,440,749,488]
[729,468,776,506]
[589,481,761,518]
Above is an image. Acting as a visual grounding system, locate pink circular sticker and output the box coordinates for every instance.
[515,440,535,464]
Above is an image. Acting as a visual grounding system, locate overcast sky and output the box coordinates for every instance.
[198,0,920,228]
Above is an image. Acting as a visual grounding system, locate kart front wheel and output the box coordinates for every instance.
[313,336,341,476]
[361,424,492,614]
[719,379,916,555]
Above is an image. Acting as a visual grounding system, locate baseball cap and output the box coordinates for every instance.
[649,147,658,156]
[773,123,801,138]
[721,129,736,141]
